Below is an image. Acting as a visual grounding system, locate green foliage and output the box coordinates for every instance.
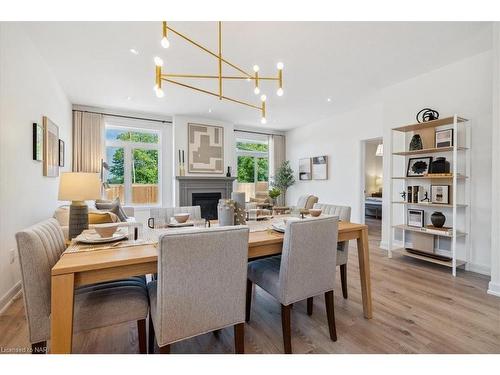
[269,187,281,199]
[237,156,255,182]
[236,141,268,152]
[273,160,295,191]
[107,131,159,185]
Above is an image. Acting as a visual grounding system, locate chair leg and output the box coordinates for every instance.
[234,323,245,354]
[137,319,147,354]
[280,304,292,354]
[148,314,155,354]
[31,341,47,354]
[340,264,348,299]
[307,297,314,316]
[324,290,337,342]
[159,344,171,354]
[245,279,252,322]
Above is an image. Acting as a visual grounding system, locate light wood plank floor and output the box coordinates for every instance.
[1,220,499,354]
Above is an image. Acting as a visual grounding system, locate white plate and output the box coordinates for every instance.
[76,230,128,244]
[272,223,286,233]
[167,221,194,228]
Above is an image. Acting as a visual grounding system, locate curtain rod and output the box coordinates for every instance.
[234,129,283,137]
[73,109,172,124]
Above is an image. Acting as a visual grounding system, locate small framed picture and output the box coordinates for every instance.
[431,185,450,204]
[435,129,453,148]
[58,139,65,167]
[299,158,312,180]
[407,157,432,177]
[407,209,425,227]
[32,123,43,161]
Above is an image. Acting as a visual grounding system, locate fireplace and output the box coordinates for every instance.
[192,192,222,220]
[176,176,237,220]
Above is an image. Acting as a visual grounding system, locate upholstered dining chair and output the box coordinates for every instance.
[15,218,149,354]
[313,203,352,299]
[147,226,249,354]
[149,206,202,227]
[246,216,339,354]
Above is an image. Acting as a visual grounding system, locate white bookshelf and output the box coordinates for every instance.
[388,115,471,276]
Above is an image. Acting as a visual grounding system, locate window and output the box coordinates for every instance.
[235,132,269,200]
[105,125,161,206]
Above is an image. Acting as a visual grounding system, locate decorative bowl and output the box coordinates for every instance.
[309,209,322,217]
[174,213,190,223]
[94,224,118,238]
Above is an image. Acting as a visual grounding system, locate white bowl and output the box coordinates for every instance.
[309,209,322,217]
[94,224,118,238]
[174,213,190,223]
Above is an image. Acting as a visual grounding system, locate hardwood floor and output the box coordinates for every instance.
[1,222,499,354]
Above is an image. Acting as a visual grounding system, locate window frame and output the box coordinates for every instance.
[104,122,162,207]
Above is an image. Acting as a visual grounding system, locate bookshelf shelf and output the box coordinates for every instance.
[388,114,471,277]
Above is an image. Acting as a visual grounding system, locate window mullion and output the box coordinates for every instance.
[124,146,132,204]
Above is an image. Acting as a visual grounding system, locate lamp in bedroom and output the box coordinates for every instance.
[58,172,101,239]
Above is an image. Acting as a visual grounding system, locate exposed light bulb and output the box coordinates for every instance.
[154,56,164,67]
[260,94,267,102]
[277,62,284,70]
[327,98,332,102]
[208,108,212,113]
[253,65,260,72]
[155,87,164,98]
[161,37,170,49]
[129,48,139,55]
[276,88,284,96]
[254,87,260,95]
[261,117,267,124]
[246,77,251,82]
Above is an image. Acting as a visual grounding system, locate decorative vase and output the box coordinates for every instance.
[430,157,450,174]
[409,134,423,151]
[431,211,446,228]
[217,199,235,226]
[226,166,231,177]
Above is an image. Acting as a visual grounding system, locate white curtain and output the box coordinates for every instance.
[72,111,104,173]
[270,134,286,206]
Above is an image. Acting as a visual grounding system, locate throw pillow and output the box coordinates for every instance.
[95,198,128,222]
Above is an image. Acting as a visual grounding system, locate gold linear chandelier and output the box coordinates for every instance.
[153,21,284,124]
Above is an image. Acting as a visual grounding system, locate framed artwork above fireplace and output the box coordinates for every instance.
[188,123,224,174]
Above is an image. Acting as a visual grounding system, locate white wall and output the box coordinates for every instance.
[0,23,72,308]
[172,115,236,205]
[287,50,493,275]
[488,24,500,296]
[287,101,384,223]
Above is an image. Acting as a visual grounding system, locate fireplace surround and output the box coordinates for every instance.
[176,176,237,219]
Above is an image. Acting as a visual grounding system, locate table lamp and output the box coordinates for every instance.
[58,172,101,239]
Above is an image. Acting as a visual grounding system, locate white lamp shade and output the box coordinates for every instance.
[58,172,101,202]
[375,144,383,157]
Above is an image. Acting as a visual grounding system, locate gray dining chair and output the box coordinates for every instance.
[15,218,149,354]
[313,203,351,299]
[246,216,339,353]
[149,206,202,227]
[147,226,249,354]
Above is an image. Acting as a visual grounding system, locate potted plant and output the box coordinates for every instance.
[268,187,281,205]
[272,160,295,206]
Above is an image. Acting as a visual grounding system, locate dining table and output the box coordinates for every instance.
[50,218,372,353]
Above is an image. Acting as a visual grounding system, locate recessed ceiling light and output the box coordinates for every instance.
[126,96,132,101]
[327,98,332,102]
[129,48,139,55]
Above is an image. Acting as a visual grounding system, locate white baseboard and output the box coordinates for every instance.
[0,281,22,315]
[466,263,491,276]
[487,281,500,297]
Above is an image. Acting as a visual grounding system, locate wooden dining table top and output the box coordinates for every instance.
[53,221,366,276]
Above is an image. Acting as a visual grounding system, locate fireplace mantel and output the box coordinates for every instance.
[176,176,237,208]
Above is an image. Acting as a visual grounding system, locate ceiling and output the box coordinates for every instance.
[24,22,492,130]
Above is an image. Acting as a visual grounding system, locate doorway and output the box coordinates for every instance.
[361,137,383,238]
